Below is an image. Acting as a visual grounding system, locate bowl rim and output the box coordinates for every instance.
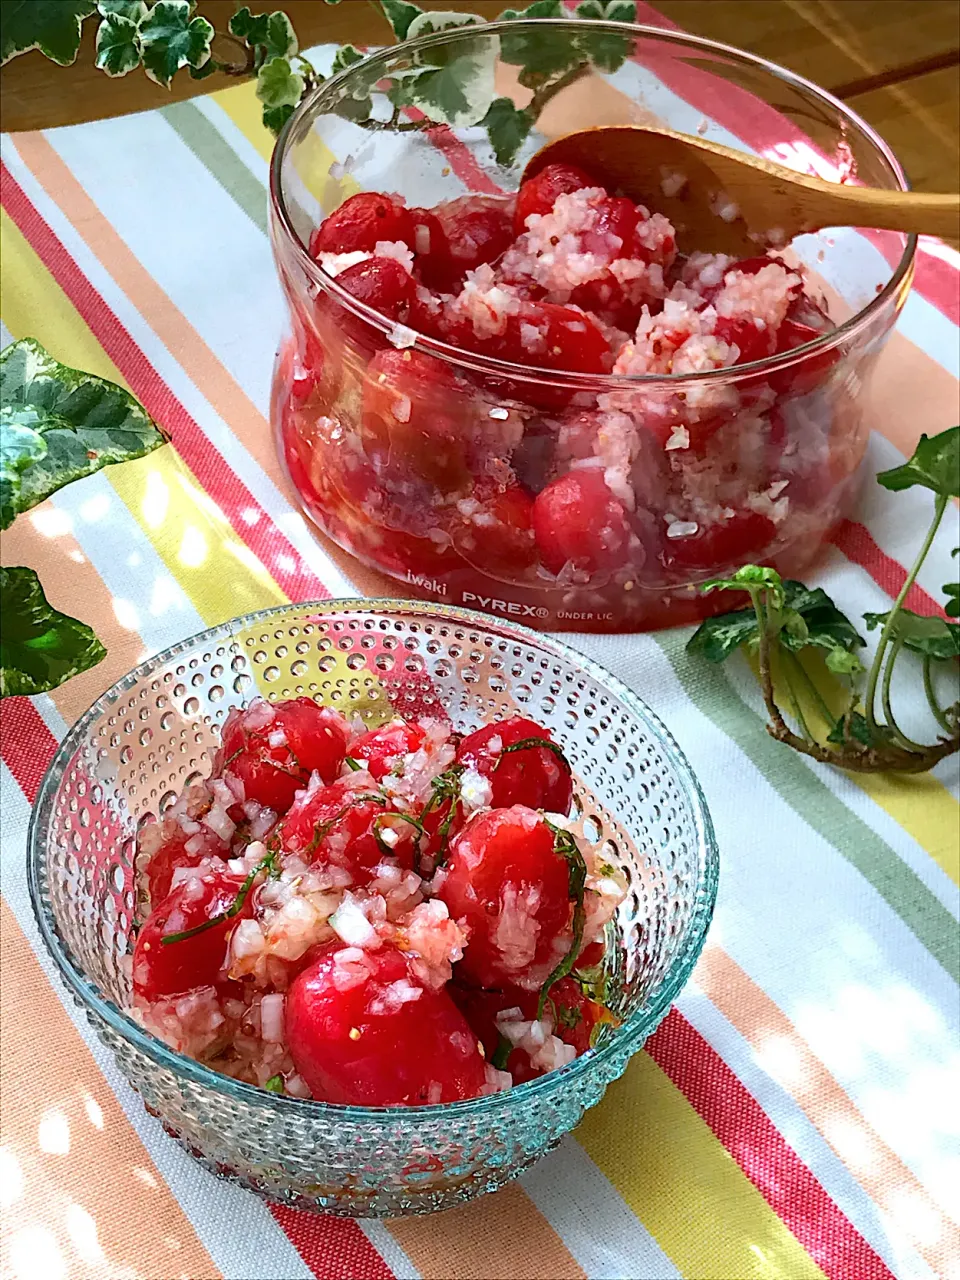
[269,16,916,391]
[28,597,718,1121]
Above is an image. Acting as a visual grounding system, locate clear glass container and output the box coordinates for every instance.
[28,601,718,1217]
[270,21,914,632]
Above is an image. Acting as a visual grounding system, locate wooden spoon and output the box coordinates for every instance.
[522,125,960,256]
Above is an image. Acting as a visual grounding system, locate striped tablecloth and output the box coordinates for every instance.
[2,7,959,1279]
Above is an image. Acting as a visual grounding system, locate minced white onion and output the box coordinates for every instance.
[260,993,285,1043]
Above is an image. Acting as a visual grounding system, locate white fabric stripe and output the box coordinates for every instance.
[360,1224,421,1280]
[0,762,314,1280]
[2,135,358,603]
[569,629,960,1216]
[604,60,960,378]
[676,984,937,1280]
[45,471,207,662]
[522,1137,681,1280]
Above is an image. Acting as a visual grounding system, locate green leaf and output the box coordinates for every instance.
[0,412,49,529]
[701,564,786,604]
[0,337,168,529]
[481,96,532,166]
[500,6,578,88]
[263,1074,284,1093]
[331,41,364,75]
[863,609,960,660]
[876,426,960,499]
[227,4,268,44]
[0,0,95,66]
[500,0,563,16]
[138,0,213,87]
[573,0,635,70]
[97,0,146,18]
[944,549,959,619]
[577,0,636,17]
[256,55,304,110]
[188,56,218,79]
[380,0,424,41]
[827,709,876,748]
[0,566,106,697]
[686,607,758,664]
[94,11,141,75]
[229,6,297,61]
[262,102,296,134]
[778,581,865,667]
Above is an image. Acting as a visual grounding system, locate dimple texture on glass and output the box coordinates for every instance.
[29,601,717,1217]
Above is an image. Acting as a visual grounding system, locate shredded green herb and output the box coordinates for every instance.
[160,848,277,945]
[491,1035,512,1071]
[302,792,388,857]
[417,764,465,868]
[536,819,588,1019]
[372,811,426,860]
[263,1074,284,1094]
[344,756,362,771]
[498,736,570,769]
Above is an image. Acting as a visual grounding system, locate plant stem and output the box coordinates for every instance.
[864,493,949,734]
[922,654,954,734]
[527,62,592,118]
[881,639,926,753]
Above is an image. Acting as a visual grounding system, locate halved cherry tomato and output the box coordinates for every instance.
[350,719,427,780]
[456,715,572,813]
[309,192,415,256]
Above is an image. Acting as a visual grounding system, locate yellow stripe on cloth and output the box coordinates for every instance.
[576,1053,828,1280]
[211,79,360,213]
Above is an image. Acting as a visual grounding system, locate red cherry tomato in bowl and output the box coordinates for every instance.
[456,715,572,813]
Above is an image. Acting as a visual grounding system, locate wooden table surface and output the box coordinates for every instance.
[2,0,958,197]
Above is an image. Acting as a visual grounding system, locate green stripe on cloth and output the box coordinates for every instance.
[160,101,268,235]
[654,629,960,984]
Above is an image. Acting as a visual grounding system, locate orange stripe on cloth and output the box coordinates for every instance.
[695,946,960,1272]
[388,1181,585,1280]
[0,899,220,1280]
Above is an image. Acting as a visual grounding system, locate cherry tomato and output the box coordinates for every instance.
[456,715,572,813]
[285,943,488,1104]
[143,824,228,906]
[498,302,610,376]
[335,256,415,319]
[350,719,427,781]
[217,699,348,814]
[132,869,251,1000]
[438,806,573,989]
[713,315,778,365]
[532,469,631,576]
[277,780,416,878]
[310,192,415,256]
[661,510,777,577]
[435,194,515,286]
[514,163,595,232]
[769,318,841,395]
[360,348,470,493]
[451,483,537,578]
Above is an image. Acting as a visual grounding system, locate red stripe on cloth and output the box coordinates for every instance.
[0,163,326,607]
[648,1008,896,1280]
[403,107,502,195]
[0,697,59,803]
[626,0,959,326]
[269,1208,394,1280]
[831,519,946,616]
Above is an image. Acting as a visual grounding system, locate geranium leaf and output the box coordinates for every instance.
[0,337,168,529]
[0,566,106,698]
[380,0,424,41]
[256,55,304,109]
[482,96,532,166]
[94,11,141,75]
[876,426,960,499]
[138,0,213,87]
[863,609,960,660]
[0,0,95,66]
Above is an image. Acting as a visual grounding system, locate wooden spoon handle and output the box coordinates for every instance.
[807,184,960,239]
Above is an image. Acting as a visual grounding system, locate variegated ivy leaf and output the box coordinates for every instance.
[500,2,579,89]
[576,0,637,18]
[331,42,365,76]
[228,6,298,64]
[0,566,106,698]
[256,55,304,110]
[0,0,95,67]
[0,337,168,529]
[390,13,495,129]
[97,0,147,18]
[262,102,296,134]
[380,0,424,41]
[482,96,532,167]
[138,0,213,87]
[574,0,636,71]
[94,11,141,76]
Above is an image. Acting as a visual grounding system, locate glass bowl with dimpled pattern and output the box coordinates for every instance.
[28,599,717,1217]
